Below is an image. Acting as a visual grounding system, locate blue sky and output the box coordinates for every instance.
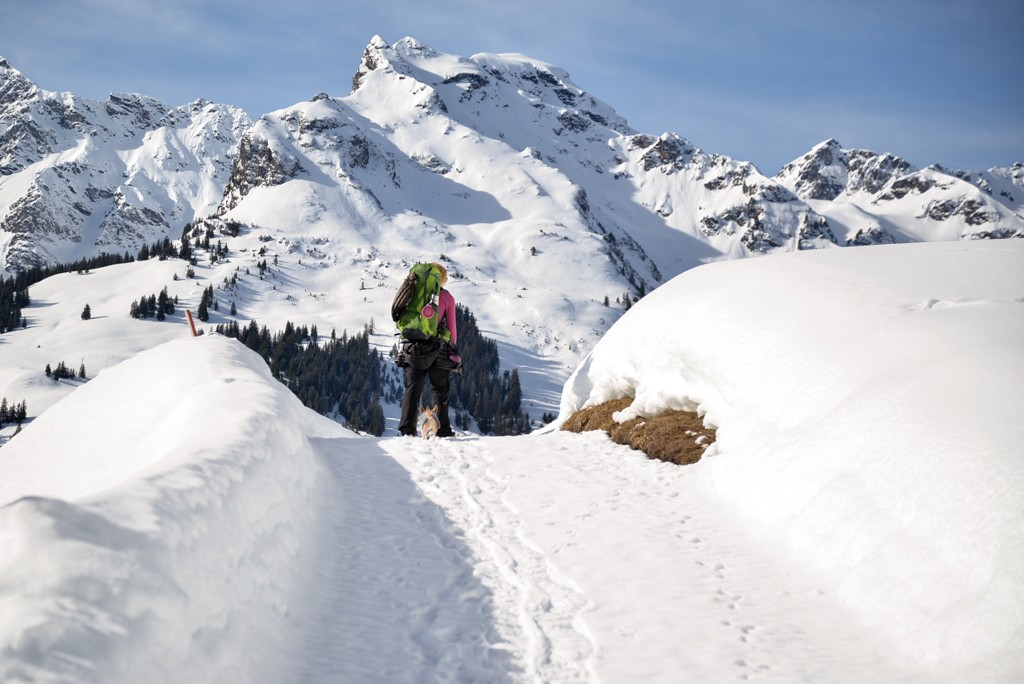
[2,0,1022,173]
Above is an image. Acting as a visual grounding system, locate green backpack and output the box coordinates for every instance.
[392,262,450,342]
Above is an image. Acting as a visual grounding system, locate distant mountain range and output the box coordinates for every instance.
[3,39,1022,282]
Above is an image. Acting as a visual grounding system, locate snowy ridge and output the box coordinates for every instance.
[0,336,347,682]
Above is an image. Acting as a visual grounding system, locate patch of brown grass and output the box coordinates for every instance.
[561,397,716,466]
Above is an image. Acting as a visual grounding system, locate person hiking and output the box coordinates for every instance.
[396,262,460,437]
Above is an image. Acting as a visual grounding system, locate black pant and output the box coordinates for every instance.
[398,342,453,436]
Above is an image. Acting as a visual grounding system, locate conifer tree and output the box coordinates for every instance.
[507,369,522,413]
[197,297,208,322]
[81,303,91,320]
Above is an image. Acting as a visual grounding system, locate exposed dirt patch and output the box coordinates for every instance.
[561,397,716,466]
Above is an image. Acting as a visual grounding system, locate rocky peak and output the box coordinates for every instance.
[218,131,303,213]
[186,98,213,114]
[776,139,850,200]
[0,64,55,175]
[351,35,392,93]
[846,151,914,195]
[631,133,699,172]
[0,56,37,111]
[803,138,844,162]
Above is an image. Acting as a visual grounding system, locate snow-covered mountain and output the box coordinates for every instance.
[0,56,251,270]
[4,37,1021,282]
[775,138,1024,244]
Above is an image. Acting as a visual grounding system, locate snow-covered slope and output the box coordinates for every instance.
[953,162,1024,215]
[1,240,1021,682]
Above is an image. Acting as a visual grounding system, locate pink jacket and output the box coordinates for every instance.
[438,288,457,344]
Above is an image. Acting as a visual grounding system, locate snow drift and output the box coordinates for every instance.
[0,335,351,683]
[560,239,1024,676]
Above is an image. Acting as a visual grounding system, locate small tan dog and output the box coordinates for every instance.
[420,404,440,439]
